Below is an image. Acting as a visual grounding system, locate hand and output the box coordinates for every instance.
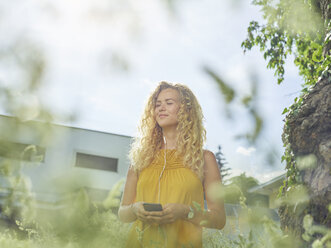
[157,203,187,225]
[131,202,164,224]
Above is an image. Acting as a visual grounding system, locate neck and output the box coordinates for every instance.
[162,126,177,149]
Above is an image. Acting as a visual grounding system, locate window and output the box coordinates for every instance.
[0,140,45,162]
[75,152,118,172]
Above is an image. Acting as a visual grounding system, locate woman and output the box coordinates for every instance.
[118,81,226,248]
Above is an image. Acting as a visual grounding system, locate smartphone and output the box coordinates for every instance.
[143,203,163,212]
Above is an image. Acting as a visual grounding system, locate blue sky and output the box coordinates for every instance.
[0,0,303,183]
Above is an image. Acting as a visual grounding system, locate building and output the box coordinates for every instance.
[248,173,286,209]
[0,114,132,209]
[221,174,286,235]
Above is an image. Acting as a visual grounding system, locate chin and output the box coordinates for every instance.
[158,122,178,129]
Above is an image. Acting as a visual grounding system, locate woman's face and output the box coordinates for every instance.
[154,88,180,129]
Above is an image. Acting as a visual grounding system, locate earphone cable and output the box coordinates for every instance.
[158,137,167,203]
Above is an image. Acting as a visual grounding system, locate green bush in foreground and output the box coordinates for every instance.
[0,179,330,248]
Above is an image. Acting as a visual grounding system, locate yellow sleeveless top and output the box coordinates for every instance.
[126,149,204,248]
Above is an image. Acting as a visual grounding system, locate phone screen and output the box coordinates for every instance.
[143,203,163,212]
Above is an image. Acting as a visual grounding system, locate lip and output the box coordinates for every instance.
[159,114,168,118]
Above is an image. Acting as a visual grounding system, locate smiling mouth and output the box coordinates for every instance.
[159,115,168,118]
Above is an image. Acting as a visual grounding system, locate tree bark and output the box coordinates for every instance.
[319,0,331,57]
[279,73,331,239]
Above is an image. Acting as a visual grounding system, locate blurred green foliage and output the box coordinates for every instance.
[0,1,329,247]
[241,0,330,196]
[242,1,331,246]
[204,67,264,144]
[223,173,261,206]
[241,0,330,189]
[204,67,235,104]
[242,0,330,86]
[2,175,331,248]
[205,181,331,247]
[0,185,130,248]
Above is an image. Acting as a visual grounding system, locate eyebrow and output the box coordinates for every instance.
[156,98,176,103]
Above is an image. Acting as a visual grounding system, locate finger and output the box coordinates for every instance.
[151,217,166,224]
[137,212,150,220]
[162,209,171,215]
[163,203,174,209]
[149,216,163,221]
[158,217,174,225]
[138,208,150,216]
[162,205,169,210]
[138,215,152,223]
[136,214,145,221]
[139,215,161,224]
[147,211,164,216]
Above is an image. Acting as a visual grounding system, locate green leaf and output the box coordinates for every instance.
[312,49,323,62]
[282,107,289,114]
[192,201,202,212]
[303,214,313,231]
[241,95,252,107]
[203,67,235,103]
[199,220,208,226]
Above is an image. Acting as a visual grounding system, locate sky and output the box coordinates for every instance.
[0,0,303,183]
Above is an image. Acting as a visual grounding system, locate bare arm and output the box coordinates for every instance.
[201,150,226,229]
[118,167,164,223]
[118,167,138,223]
[185,150,226,229]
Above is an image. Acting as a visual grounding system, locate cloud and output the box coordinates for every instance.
[236,146,256,156]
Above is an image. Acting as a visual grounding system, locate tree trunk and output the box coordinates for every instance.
[278,73,331,239]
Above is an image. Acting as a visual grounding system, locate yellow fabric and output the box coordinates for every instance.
[126,149,204,248]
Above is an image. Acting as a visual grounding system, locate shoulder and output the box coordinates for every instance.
[203,149,216,162]
[202,149,221,184]
[203,149,219,173]
[127,166,139,178]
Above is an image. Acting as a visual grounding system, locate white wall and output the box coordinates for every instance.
[0,115,132,197]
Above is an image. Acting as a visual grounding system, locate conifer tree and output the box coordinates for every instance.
[215,145,231,184]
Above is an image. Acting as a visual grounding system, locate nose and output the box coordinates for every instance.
[159,103,166,111]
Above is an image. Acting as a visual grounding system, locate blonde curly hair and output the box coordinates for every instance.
[129,81,206,180]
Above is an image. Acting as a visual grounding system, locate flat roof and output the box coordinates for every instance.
[248,173,286,195]
[0,114,133,139]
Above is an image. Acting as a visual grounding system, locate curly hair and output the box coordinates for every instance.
[129,81,206,180]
